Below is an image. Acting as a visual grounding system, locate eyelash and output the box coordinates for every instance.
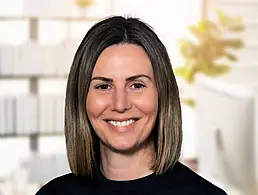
[95,84,110,90]
[95,83,146,90]
[131,83,145,89]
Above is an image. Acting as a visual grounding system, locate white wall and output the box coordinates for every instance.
[110,0,201,67]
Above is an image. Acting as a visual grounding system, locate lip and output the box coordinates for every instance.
[105,119,138,133]
[104,117,140,122]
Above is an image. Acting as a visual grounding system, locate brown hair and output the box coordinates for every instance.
[64,16,182,180]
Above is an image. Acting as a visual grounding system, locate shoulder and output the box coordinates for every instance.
[35,173,90,195]
[162,162,227,194]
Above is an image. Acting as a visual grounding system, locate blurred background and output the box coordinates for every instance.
[0,0,257,194]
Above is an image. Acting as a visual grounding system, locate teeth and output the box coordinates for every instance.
[108,119,136,127]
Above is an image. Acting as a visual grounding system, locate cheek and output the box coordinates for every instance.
[86,92,109,118]
[134,90,158,115]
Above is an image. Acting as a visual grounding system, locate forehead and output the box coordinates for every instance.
[92,44,154,77]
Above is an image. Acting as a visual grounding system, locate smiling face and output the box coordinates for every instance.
[86,44,158,154]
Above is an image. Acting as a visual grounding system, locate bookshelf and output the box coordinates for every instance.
[0,15,102,152]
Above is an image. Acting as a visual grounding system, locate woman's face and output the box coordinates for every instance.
[86,44,158,153]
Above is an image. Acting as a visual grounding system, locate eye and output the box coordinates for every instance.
[95,84,111,90]
[131,83,146,89]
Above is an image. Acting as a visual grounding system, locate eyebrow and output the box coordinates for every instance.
[91,74,152,82]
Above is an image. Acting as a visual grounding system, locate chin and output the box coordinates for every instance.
[101,139,150,155]
[104,141,136,153]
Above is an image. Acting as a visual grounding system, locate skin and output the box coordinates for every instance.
[86,44,159,181]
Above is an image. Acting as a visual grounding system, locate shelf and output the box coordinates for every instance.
[0,132,64,138]
[0,15,103,22]
[0,74,68,79]
[219,0,258,5]
[0,13,87,143]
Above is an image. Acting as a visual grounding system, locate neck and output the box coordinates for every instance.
[100,141,155,181]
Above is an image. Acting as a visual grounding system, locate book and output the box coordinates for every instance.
[0,45,15,75]
[0,97,5,135]
[16,95,26,135]
[15,41,41,76]
[57,39,80,76]
[4,97,14,135]
[40,44,59,75]
[55,94,65,133]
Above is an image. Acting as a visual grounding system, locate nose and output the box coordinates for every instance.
[111,87,132,113]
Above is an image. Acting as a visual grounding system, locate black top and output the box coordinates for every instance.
[35,162,227,195]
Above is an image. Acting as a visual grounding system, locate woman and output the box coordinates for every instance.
[36,16,227,194]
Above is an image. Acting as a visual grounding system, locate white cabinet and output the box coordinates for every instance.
[195,66,258,195]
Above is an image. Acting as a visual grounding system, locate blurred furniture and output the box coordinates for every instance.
[0,13,103,192]
[23,153,70,185]
[0,14,102,152]
[195,66,258,195]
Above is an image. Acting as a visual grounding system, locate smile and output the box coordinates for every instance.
[108,119,136,127]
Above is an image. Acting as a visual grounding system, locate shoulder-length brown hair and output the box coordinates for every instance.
[65,16,182,180]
